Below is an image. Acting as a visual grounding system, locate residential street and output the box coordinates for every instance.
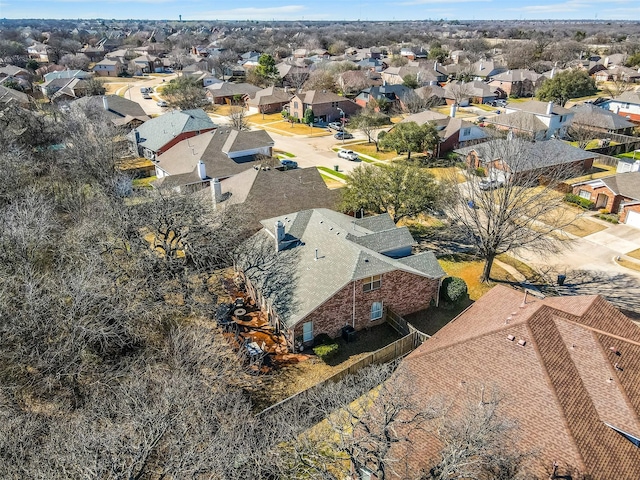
[268,130,368,175]
[114,73,178,115]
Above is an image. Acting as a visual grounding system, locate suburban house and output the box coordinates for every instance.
[207,166,340,230]
[487,69,544,98]
[277,63,310,88]
[594,66,640,83]
[572,172,640,227]
[27,42,49,62]
[129,108,216,159]
[43,69,92,84]
[381,62,447,86]
[401,109,489,155]
[152,127,274,192]
[130,55,157,75]
[379,284,640,479]
[444,80,499,105]
[245,86,293,114]
[237,209,445,348]
[287,90,361,123]
[0,84,32,107]
[503,100,575,139]
[46,78,90,102]
[0,65,33,91]
[483,110,553,140]
[73,94,150,129]
[456,138,596,183]
[603,90,640,123]
[205,82,261,105]
[570,103,636,135]
[92,58,124,77]
[354,85,413,111]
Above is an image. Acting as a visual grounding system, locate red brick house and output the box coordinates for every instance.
[128,109,216,159]
[376,284,640,479]
[573,172,640,227]
[287,90,361,123]
[237,209,444,348]
[456,138,596,184]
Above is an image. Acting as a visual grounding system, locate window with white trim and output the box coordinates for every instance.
[578,189,592,200]
[362,274,382,292]
[371,301,383,321]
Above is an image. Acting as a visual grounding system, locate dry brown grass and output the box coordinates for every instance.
[438,255,516,301]
[616,258,640,272]
[564,162,617,184]
[347,142,398,161]
[320,175,346,189]
[538,203,606,237]
[427,166,465,183]
[626,248,640,260]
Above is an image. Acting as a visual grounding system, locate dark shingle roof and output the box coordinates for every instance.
[599,172,640,200]
[571,103,636,130]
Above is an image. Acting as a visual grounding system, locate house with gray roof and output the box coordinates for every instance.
[572,172,640,228]
[456,137,596,183]
[571,103,636,135]
[72,94,150,129]
[602,89,640,123]
[487,69,544,98]
[129,108,216,159]
[205,82,261,105]
[152,127,273,192]
[504,100,575,139]
[237,209,445,347]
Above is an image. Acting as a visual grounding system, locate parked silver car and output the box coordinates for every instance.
[338,149,359,161]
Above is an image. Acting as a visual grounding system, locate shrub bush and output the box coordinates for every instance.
[440,276,468,304]
[564,193,594,210]
[312,333,339,360]
[474,167,486,177]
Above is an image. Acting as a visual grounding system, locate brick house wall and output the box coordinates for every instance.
[572,184,618,211]
[289,95,361,122]
[620,203,640,223]
[291,270,440,343]
[141,128,216,158]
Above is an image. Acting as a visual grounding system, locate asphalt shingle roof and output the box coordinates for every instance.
[133,109,215,153]
[455,138,596,173]
[388,284,640,479]
[240,209,444,328]
[599,172,640,200]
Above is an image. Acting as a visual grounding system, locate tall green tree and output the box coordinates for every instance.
[378,121,440,161]
[340,162,443,223]
[536,69,597,106]
[256,53,279,83]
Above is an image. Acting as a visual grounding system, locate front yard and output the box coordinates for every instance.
[345,142,400,161]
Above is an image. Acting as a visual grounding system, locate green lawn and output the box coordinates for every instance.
[317,166,348,180]
[616,151,640,160]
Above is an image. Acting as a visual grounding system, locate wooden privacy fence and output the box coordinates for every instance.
[384,306,430,343]
[258,328,424,418]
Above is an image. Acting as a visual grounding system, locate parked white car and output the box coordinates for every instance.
[338,149,359,161]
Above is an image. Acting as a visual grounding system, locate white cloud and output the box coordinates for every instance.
[400,0,491,5]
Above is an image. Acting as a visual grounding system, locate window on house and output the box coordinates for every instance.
[462,128,471,136]
[363,275,382,292]
[294,101,299,109]
[332,101,338,108]
[578,189,592,200]
[371,302,383,321]
[559,115,566,123]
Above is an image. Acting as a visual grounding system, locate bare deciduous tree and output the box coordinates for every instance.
[445,137,581,282]
[228,105,250,131]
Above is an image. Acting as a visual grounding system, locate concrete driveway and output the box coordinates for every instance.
[583,224,640,254]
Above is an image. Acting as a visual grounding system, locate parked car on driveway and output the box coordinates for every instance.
[334,132,354,140]
[157,100,168,107]
[338,149,359,161]
[328,121,343,131]
[280,159,298,170]
[479,179,504,190]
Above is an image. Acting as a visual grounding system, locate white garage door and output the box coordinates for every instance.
[626,210,640,229]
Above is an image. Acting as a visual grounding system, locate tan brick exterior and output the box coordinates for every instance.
[291,270,440,343]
